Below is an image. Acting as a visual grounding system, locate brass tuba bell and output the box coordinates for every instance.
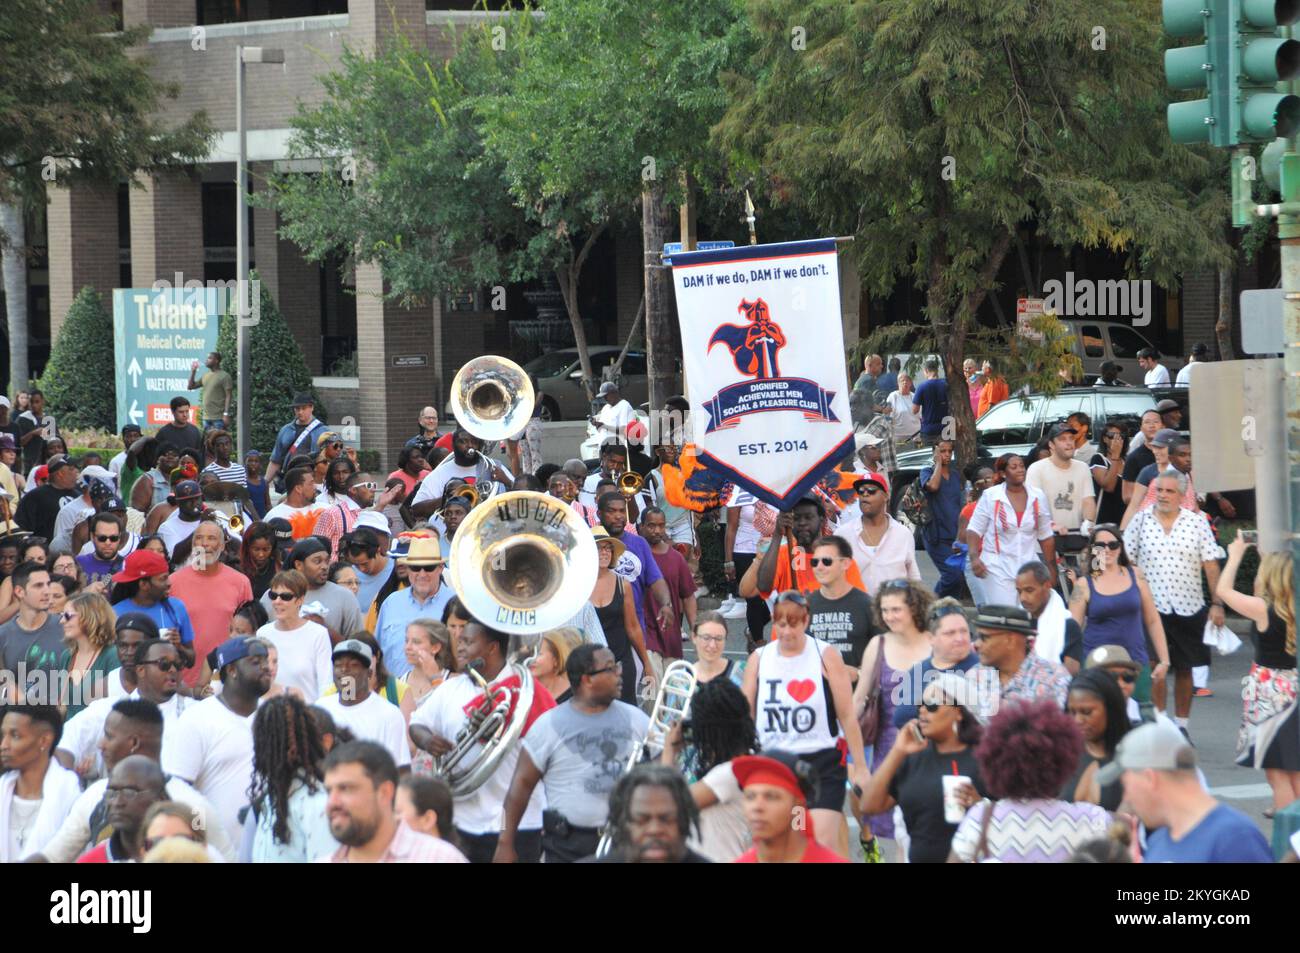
[449,355,535,442]
[447,490,598,636]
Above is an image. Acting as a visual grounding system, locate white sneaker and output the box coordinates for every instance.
[721,599,748,620]
[694,586,710,598]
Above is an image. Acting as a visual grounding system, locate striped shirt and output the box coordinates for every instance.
[202,462,248,486]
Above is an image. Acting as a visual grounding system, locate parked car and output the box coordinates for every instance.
[523,347,652,421]
[888,386,1160,511]
[1059,319,1171,386]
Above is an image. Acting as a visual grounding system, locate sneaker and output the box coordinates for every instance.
[694,586,710,598]
[721,599,748,620]
[860,836,883,864]
[1193,687,1213,698]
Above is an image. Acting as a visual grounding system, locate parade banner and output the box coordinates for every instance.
[670,238,852,509]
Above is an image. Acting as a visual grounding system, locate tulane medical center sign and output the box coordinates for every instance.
[671,238,852,509]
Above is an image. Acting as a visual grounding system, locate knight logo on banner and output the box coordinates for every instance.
[670,238,852,509]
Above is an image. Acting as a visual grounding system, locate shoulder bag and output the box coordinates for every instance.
[856,637,884,746]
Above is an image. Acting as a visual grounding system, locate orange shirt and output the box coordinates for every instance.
[976,377,1009,418]
[760,541,867,598]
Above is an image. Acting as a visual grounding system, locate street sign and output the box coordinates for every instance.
[663,240,735,258]
[1016,297,1045,340]
[113,288,225,430]
[1241,288,1285,353]
[392,354,428,368]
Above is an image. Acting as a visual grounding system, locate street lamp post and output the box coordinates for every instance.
[235,45,284,459]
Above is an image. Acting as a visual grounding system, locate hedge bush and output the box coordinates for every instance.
[39,287,115,430]
[215,273,326,454]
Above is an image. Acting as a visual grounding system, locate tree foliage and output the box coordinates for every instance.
[214,275,325,454]
[715,0,1232,461]
[0,0,213,204]
[38,286,114,429]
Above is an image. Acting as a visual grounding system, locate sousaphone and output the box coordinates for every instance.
[449,355,535,443]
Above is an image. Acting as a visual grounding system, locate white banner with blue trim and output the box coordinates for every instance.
[670,238,852,509]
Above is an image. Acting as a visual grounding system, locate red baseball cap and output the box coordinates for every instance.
[112,549,169,584]
[731,755,807,805]
[852,471,889,495]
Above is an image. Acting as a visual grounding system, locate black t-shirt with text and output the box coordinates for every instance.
[807,588,876,668]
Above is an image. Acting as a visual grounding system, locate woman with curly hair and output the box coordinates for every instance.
[243,694,339,862]
[659,679,758,862]
[238,521,279,599]
[947,699,1109,862]
[852,577,934,856]
[59,591,119,717]
[1217,533,1299,812]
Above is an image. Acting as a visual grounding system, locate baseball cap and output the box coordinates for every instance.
[291,392,314,407]
[732,754,811,806]
[46,455,75,476]
[854,431,884,452]
[597,381,619,396]
[922,671,986,723]
[0,434,15,451]
[1084,644,1141,674]
[1096,722,1198,786]
[332,638,374,665]
[353,511,391,535]
[31,465,47,484]
[266,518,294,546]
[0,396,8,410]
[114,612,161,639]
[1046,422,1077,440]
[973,604,1037,638]
[99,495,127,512]
[169,479,203,502]
[214,636,269,672]
[289,536,329,566]
[112,549,170,584]
[852,472,889,494]
[1154,399,1181,414]
[317,431,342,447]
[1149,428,1181,449]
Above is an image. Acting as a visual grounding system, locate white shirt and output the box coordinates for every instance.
[730,504,761,555]
[1144,363,1171,387]
[579,471,654,511]
[409,672,546,834]
[1175,362,1195,387]
[51,497,94,552]
[966,482,1054,569]
[166,695,257,841]
[595,398,635,436]
[108,451,128,485]
[156,510,201,556]
[58,690,189,776]
[103,667,130,700]
[1123,508,1223,616]
[886,390,921,440]
[833,514,922,596]
[1025,457,1095,532]
[258,620,333,701]
[36,774,234,863]
[412,455,511,506]
[313,691,411,769]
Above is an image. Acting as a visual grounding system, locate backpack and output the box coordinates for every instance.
[898,478,932,530]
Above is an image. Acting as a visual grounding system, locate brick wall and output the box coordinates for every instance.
[128,169,205,289]
[1181,271,1217,364]
[615,229,644,344]
[46,183,121,341]
[124,0,195,29]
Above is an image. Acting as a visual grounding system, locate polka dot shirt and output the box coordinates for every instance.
[1123,508,1223,615]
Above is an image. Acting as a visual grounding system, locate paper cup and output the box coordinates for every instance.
[942,775,970,824]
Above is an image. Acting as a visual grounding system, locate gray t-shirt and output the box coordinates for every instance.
[523,700,650,829]
[260,580,363,640]
[807,588,876,668]
[0,614,68,693]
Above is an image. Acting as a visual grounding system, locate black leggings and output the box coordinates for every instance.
[733,552,771,643]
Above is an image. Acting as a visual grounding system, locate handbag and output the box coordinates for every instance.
[856,638,884,746]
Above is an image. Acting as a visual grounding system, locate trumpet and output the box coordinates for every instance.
[618,471,643,497]
[596,660,698,856]
[434,660,535,797]
[449,355,535,442]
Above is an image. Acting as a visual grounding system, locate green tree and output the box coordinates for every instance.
[215,276,325,454]
[475,0,755,405]
[0,0,213,390]
[716,0,1231,462]
[37,286,115,430]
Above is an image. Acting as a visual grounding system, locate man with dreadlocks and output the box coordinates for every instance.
[243,694,339,862]
[659,679,757,861]
[579,764,708,863]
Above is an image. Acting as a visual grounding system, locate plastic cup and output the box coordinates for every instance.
[942,774,970,824]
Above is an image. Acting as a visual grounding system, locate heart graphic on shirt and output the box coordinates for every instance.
[786,679,815,703]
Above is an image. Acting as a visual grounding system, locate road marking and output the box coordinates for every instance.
[1207,783,1274,799]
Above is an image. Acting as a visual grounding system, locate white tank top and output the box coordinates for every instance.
[755,635,837,753]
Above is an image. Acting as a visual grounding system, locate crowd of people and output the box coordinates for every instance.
[0,346,1294,865]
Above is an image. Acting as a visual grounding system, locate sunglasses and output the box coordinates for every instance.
[407,564,442,573]
[267,590,297,601]
[60,609,76,622]
[1094,540,1122,551]
[921,701,953,713]
[328,442,343,450]
[929,604,966,623]
[1110,670,1138,684]
[354,481,379,491]
[774,591,808,607]
[809,557,839,567]
[880,579,912,591]
[857,485,884,496]
[139,659,182,673]
[587,664,622,677]
[95,534,121,543]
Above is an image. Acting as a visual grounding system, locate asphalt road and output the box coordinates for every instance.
[688,553,1278,856]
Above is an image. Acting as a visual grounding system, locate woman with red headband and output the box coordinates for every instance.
[732,753,848,863]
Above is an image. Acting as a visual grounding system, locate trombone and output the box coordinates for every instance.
[595,659,698,856]
[618,471,643,497]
